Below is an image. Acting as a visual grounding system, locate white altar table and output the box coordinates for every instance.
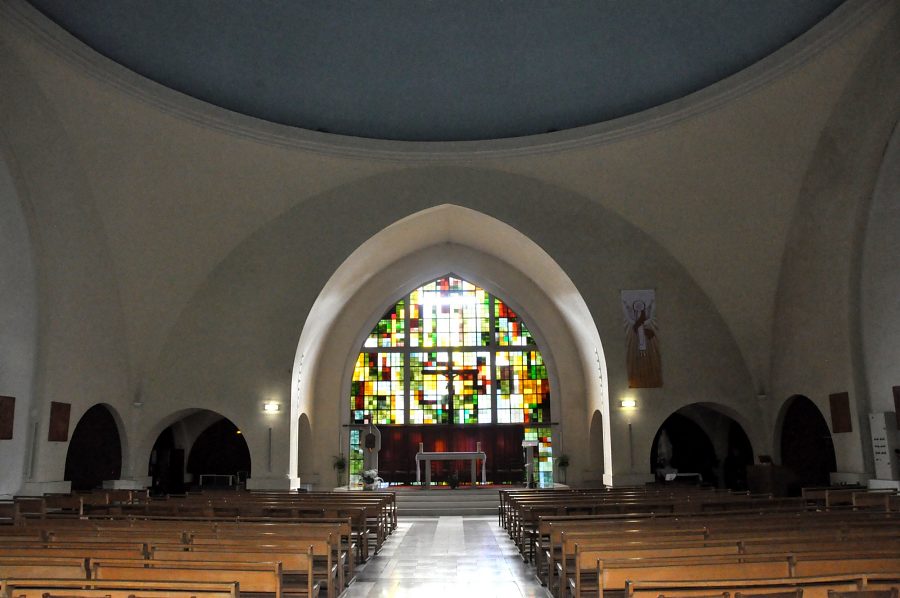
[415,448,487,487]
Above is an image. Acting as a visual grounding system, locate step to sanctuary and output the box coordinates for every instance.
[390,486,502,517]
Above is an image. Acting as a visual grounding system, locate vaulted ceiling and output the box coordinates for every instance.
[28,0,843,141]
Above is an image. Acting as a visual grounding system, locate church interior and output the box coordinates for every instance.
[1,1,899,595]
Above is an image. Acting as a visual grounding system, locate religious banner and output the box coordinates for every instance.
[0,396,14,439]
[48,401,71,441]
[829,392,852,433]
[621,289,662,388]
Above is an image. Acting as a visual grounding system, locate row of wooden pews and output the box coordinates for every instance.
[1,489,397,598]
[500,485,900,598]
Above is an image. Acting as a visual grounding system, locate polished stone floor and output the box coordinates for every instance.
[342,516,549,597]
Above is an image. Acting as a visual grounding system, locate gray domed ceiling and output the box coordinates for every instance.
[28,0,843,142]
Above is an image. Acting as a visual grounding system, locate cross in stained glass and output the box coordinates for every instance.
[421,359,479,425]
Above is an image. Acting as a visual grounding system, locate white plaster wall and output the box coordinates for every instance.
[0,38,134,494]
[0,157,37,497]
[139,168,755,488]
[0,0,896,493]
[861,125,900,417]
[769,9,900,477]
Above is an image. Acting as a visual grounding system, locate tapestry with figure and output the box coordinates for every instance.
[621,289,662,388]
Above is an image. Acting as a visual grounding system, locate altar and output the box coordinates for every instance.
[415,442,487,487]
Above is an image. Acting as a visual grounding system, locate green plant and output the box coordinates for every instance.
[333,455,347,471]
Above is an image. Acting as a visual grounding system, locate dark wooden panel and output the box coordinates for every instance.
[376,424,526,484]
[893,386,900,430]
[829,392,852,434]
[48,401,71,442]
[0,395,14,439]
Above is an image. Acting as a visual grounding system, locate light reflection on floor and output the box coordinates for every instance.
[341,516,549,598]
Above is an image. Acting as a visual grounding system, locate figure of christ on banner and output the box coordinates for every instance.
[621,289,662,388]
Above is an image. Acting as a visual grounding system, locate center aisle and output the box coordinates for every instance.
[343,515,549,597]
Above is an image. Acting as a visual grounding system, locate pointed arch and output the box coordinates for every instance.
[290,204,611,488]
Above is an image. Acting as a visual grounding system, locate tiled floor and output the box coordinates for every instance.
[342,516,550,597]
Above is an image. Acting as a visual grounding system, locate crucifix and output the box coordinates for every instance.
[421,359,478,424]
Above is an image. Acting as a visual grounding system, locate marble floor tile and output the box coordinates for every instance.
[345,516,549,597]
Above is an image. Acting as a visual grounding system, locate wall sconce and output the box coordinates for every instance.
[619,398,637,409]
[263,402,281,414]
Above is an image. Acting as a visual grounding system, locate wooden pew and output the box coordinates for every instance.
[151,540,336,598]
[627,575,873,598]
[2,578,239,598]
[571,552,900,598]
[0,556,89,580]
[91,558,311,598]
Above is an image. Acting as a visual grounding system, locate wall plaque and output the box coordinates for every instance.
[893,386,900,430]
[0,396,14,439]
[829,392,852,434]
[48,401,71,442]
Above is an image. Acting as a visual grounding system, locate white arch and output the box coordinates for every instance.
[290,204,611,488]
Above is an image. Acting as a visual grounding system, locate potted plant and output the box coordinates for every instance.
[557,454,570,485]
[333,454,347,488]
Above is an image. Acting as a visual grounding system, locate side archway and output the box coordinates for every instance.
[146,409,250,493]
[64,404,123,491]
[778,395,836,492]
[650,402,753,489]
[297,413,313,482]
[589,410,605,478]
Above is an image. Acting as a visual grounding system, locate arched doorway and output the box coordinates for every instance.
[148,410,250,493]
[186,418,251,488]
[650,404,753,489]
[779,395,836,492]
[347,274,553,487]
[64,404,122,491]
[589,410,605,477]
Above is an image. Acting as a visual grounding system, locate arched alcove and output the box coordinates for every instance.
[589,410,605,476]
[291,204,611,489]
[779,395,836,492]
[650,403,753,489]
[186,418,251,488]
[148,409,249,493]
[297,413,313,481]
[64,404,122,491]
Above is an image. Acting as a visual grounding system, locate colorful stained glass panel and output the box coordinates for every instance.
[350,352,405,424]
[495,350,549,424]
[364,301,405,348]
[524,426,554,488]
[495,299,537,347]
[410,276,490,348]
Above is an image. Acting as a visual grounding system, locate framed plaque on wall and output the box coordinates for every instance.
[0,396,14,439]
[829,392,852,434]
[48,401,71,442]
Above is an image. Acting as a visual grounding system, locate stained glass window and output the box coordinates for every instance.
[495,299,536,347]
[524,426,554,488]
[495,350,549,424]
[348,429,363,487]
[350,352,404,424]
[350,275,552,474]
[365,300,405,348]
